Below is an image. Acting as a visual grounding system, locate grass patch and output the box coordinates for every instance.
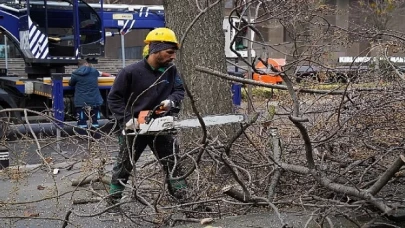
[241,87,287,100]
[303,82,390,90]
[240,82,391,100]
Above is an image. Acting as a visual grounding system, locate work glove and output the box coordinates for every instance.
[125,118,139,130]
[160,99,174,111]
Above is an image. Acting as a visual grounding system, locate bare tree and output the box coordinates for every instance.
[163,0,234,117]
[2,1,405,228]
[355,0,404,34]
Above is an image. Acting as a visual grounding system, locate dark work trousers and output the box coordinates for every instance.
[111,133,179,186]
[75,106,100,128]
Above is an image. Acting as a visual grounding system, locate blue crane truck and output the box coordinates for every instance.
[0,0,165,136]
[0,0,250,139]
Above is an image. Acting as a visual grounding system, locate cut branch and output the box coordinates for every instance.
[71,175,111,186]
[222,185,252,203]
[280,162,393,214]
[72,197,102,205]
[368,154,405,196]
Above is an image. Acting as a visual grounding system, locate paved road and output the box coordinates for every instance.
[0,137,155,228]
[0,159,365,228]
[1,162,123,228]
[1,137,403,228]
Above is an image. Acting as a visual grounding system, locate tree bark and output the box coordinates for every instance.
[267,127,283,201]
[163,1,233,117]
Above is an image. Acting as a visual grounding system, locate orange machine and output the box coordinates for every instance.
[252,58,285,84]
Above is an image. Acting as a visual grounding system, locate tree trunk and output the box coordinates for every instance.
[163,0,233,117]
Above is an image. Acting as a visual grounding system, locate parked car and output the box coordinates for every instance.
[294,65,320,83]
[328,65,368,83]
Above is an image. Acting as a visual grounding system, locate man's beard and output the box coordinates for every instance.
[157,58,172,67]
[156,54,172,67]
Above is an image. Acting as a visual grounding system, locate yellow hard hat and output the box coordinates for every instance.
[142,45,149,57]
[144,27,179,47]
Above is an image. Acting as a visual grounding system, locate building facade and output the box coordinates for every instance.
[103,0,163,59]
[241,0,405,64]
[2,0,405,62]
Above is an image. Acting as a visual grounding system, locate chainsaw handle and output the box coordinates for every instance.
[152,104,166,113]
[145,104,169,124]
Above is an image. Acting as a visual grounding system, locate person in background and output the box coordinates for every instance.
[69,59,112,128]
[107,27,187,208]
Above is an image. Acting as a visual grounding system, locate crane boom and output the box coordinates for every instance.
[0,0,165,77]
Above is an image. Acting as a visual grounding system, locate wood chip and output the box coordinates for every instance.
[37,185,45,190]
[201,217,214,225]
[24,211,39,217]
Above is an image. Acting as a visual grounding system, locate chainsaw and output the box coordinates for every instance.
[123,104,245,135]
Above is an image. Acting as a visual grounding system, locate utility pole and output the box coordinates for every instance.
[121,34,126,68]
[105,31,128,68]
[247,5,253,114]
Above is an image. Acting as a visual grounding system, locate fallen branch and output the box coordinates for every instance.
[61,210,72,228]
[280,162,393,215]
[72,197,102,205]
[368,155,405,196]
[170,218,200,227]
[71,175,111,186]
[222,186,290,227]
[222,185,251,203]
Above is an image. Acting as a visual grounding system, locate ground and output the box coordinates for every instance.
[0,139,361,228]
[0,161,365,228]
[1,98,405,227]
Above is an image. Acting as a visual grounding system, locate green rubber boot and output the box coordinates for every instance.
[168,179,188,200]
[109,183,125,199]
[106,184,125,214]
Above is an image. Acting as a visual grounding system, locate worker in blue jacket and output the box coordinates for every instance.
[69,59,108,128]
[107,28,187,209]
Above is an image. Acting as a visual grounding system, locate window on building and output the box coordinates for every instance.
[324,0,336,5]
[349,0,362,42]
[225,0,234,9]
[118,46,142,59]
[283,26,293,43]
